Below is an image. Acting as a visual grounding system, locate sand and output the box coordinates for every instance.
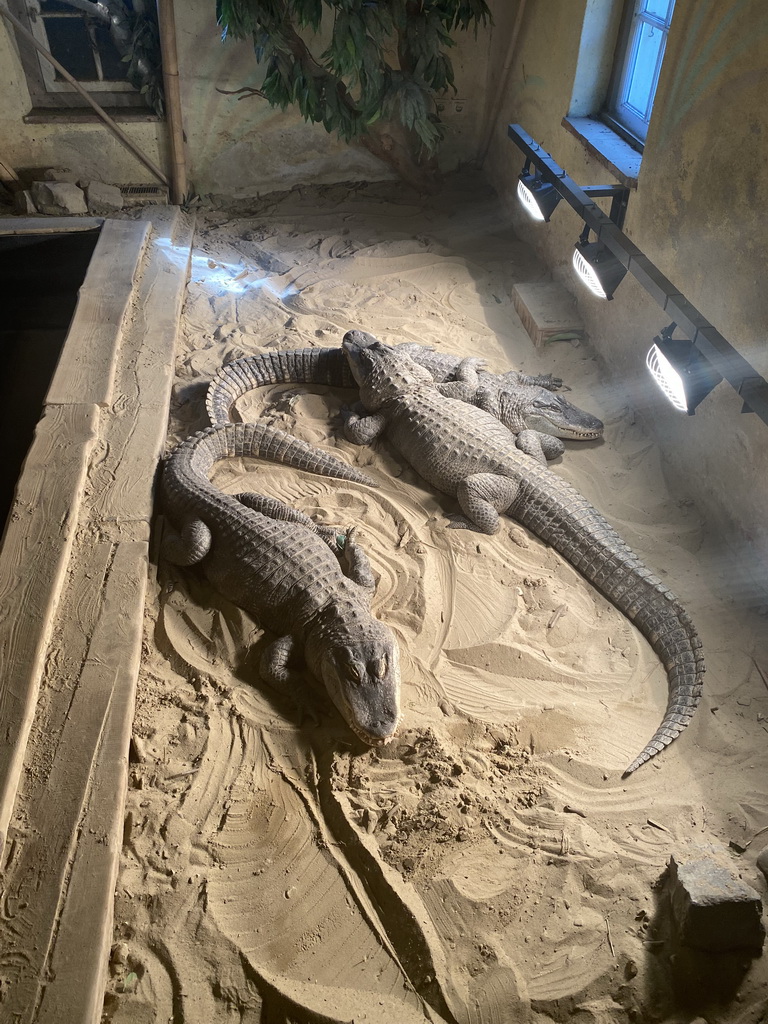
[106,177,768,1024]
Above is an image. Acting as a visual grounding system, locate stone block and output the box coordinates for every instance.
[86,181,124,214]
[667,841,765,952]
[14,189,38,215]
[31,181,87,216]
[42,167,79,183]
[757,844,768,883]
[512,282,584,348]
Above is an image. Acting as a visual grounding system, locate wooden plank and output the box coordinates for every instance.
[37,543,148,1024]
[46,218,151,408]
[512,281,585,348]
[0,540,148,1024]
[0,216,104,234]
[87,208,193,524]
[0,402,99,850]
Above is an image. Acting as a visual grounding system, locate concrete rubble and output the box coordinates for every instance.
[667,840,765,952]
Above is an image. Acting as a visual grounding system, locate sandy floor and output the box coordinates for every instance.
[106,177,768,1024]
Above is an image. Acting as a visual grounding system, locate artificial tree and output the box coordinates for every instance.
[216,0,492,191]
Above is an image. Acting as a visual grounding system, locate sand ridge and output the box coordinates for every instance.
[107,177,768,1024]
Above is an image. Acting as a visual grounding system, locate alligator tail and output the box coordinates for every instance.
[517,469,704,775]
[206,348,352,425]
[173,422,377,487]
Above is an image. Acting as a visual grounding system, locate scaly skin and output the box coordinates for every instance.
[161,422,401,745]
[340,331,704,776]
[205,342,603,463]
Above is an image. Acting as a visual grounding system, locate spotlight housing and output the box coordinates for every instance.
[572,237,628,300]
[646,324,723,414]
[517,171,561,223]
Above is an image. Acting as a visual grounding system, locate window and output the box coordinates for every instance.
[604,0,676,147]
[9,0,162,116]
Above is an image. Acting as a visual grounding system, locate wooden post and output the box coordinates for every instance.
[0,155,19,183]
[156,0,188,205]
[0,3,169,186]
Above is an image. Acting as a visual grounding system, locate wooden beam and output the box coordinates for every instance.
[46,218,150,407]
[0,403,99,850]
[0,217,104,234]
[0,205,194,1023]
[157,0,188,204]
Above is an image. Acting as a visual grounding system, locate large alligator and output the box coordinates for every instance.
[340,331,704,776]
[161,422,401,745]
[205,342,604,464]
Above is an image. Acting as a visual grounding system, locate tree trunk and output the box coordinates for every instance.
[358,121,442,194]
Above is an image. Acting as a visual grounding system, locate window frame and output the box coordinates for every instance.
[602,0,675,151]
[9,0,150,112]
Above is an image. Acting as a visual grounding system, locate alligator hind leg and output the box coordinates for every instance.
[235,492,317,529]
[453,473,520,534]
[161,518,212,566]
[336,526,377,595]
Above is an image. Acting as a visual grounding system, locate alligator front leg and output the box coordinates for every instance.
[342,409,388,445]
[454,473,521,534]
[259,635,324,726]
[161,517,212,566]
[514,429,565,465]
[336,526,377,595]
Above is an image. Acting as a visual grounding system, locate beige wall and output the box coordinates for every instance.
[1,1,494,193]
[483,0,768,604]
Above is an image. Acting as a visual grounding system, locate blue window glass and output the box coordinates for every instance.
[606,0,676,147]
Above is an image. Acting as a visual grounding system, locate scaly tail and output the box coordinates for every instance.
[172,423,377,488]
[515,466,704,775]
[206,348,352,425]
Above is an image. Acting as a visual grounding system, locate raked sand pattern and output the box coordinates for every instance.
[108,178,768,1024]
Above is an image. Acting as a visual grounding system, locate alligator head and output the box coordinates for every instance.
[519,387,604,440]
[312,618,402,745]
[343,330,432,409]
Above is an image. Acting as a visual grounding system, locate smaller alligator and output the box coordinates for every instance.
[340,331,704,776]
[205,342,604,464]
[161,422,401,745]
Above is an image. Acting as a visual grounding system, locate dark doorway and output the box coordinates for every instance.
[0,228,100,536]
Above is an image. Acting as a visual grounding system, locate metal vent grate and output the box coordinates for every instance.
[120,184,169,205]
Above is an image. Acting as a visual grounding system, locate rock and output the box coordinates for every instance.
[86,181,124,214]
[30,180,87,216]
[42,167,79,183]
[757,844,768,883]
[667,841,765,952]
[14,189,37,214]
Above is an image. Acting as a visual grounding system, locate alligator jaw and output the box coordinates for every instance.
[525,392,604,441]
[318,632,402,746]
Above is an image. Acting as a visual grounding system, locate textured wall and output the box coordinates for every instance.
[483,0,768,605]
[1,1,494,193]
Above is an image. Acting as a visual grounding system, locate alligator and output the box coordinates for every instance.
[205,342,604,464]
[340,330,704,776]
[160,421,401,745]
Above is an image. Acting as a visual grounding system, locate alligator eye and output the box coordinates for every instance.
[348,662,364,683]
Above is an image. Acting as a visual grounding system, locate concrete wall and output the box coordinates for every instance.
[1,0,494,193]
[483,0,768,605]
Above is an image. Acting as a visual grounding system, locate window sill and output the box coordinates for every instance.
[23,108,162,125]
[561,116,640,188]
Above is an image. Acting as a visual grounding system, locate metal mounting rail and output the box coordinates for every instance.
[508,123,768,424]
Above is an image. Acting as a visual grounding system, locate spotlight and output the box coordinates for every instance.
[572,229,627,300]
[517,169,561,223]
[646,324,723,414]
